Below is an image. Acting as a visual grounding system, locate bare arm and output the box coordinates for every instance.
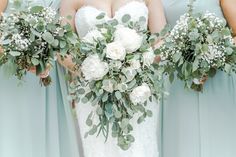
[146,0,167,62]
[147,0,167,34]
[58,0,81,74]
[220,0,236,43]
[0,0,7,13]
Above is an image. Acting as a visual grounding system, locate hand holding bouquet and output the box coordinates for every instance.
[0,5,79,86]
[70,14,164,150]
[158,0,236,91]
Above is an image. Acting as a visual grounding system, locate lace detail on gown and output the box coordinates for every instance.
[75,1,159,157]
[75,1,149,37]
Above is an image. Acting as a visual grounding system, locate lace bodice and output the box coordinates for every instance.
[75,1,149,37]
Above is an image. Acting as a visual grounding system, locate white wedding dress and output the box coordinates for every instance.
[75,1,160,157]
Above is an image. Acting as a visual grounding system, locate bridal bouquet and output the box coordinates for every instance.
[70,14,164,150]
[158,1,236,91]
[0,5,78,86]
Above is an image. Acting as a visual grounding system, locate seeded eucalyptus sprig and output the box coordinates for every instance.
[158,5,236,92]
[0,4,79,86]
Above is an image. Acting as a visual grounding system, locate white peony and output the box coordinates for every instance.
[81,54,109,81]
[114,25,143,53]
[105,41,126,60]
[129,83,152,104]
[143,48,155,67]
[82,29,104,44]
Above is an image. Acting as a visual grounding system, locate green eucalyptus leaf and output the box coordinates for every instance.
[30,6,44,13]
[9,51,21,57]
[42,32,54,44]
[122,14,131,23]
[31,58,40,66]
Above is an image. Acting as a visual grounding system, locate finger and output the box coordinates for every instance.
[154,55,161,63]
[28,67,36,73]
[39,70,50,78]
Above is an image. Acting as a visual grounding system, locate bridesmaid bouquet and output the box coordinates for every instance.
[0,5,78,86]
[70,14,164,150]
[158,1,236,91]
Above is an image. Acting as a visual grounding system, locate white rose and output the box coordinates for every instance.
[143,48,155,67]
[129,83,152,104]
[81,54,109,81]
[105,41,126,60]
[82,29,104,44]
[114,25,143,53]
[130,59,141,70]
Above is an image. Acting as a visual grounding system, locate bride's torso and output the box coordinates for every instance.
[75,0,149,37]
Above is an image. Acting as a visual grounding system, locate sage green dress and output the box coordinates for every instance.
[0,0,80,157]
[160,0,236,157]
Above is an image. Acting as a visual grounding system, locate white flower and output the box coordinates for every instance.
[102,79,114,93]
[114,25,143,53]
[105,41,126,60]
[129,83,151,104]
[143,48,155,67]
[82,29,104,44]
[81,54,109,81]
[130,59,141,69]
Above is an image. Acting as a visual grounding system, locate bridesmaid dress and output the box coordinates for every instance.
[0,0,80,157]
[160,0,236,157]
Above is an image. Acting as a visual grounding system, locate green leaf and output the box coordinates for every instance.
[192,59,199,72]
[13,0,22,9]
[77,88,85,94]
[30,6,44,13]
[121,118,129,129]
[96,106,103,115]
[96,13,106,20]
[86,118,93,126]
[114,110,122,119]
[137,115,145,124]
[102,93,108,102]
[208,68,217,77]
[146,110,153,117]
[139,16,146,23]
[226,47,233,55]
[52,39,59,47]
[115,91,122,99]
[9,51,21,57]
[173,52,182,62]
[88,125,97,135]
[31,58,40,66]
[60,41,67,48]
[122,14,131,23]
[225,64,232,74]
[42,32,54,44]
[202,44,208,52]
[81,97,89,103]
[169,72,174,83]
